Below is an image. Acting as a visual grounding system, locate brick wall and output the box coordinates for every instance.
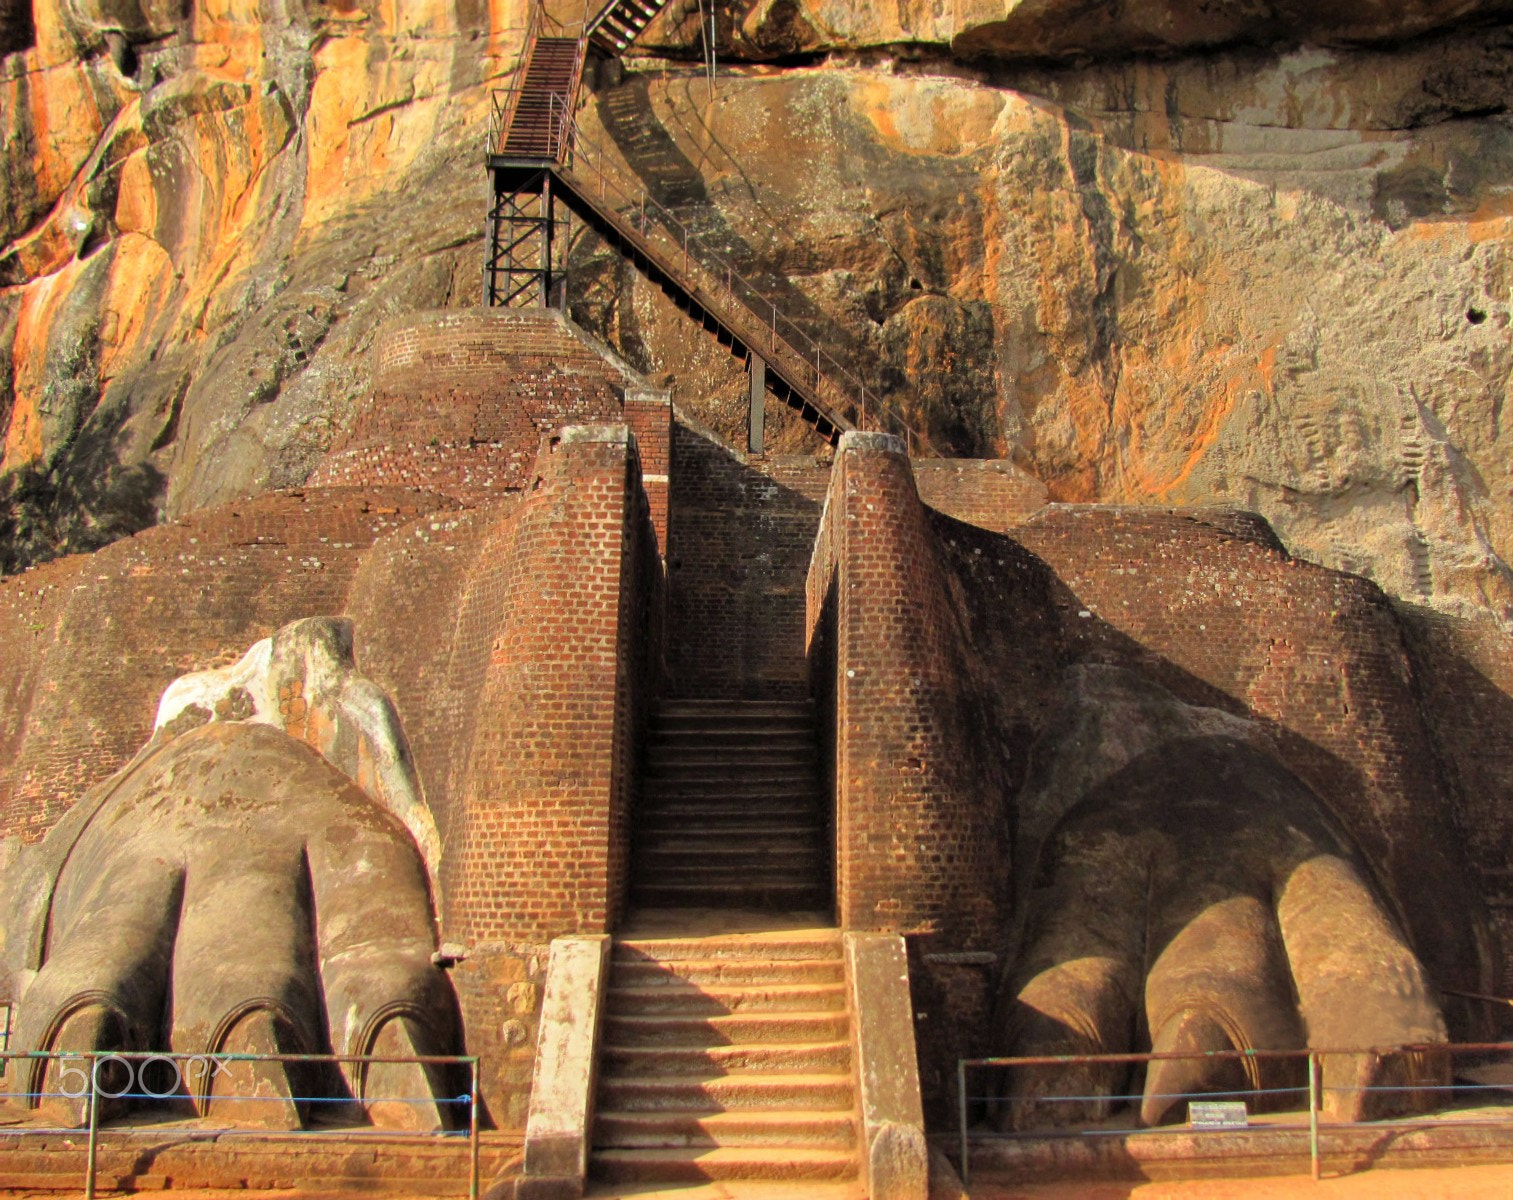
[806,433,1011,944]
[0,487,458,842]
[912,458,1047,531]
[623,391,671,547]
[446,425,659,946]
[310,309,669,510]
[666,421,830,698]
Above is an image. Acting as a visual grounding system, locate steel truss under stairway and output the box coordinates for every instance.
[485,0,931,450]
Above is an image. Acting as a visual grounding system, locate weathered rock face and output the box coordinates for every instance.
[709,0,1513,60]
[7,0,1513,628]
[0,0,525,566]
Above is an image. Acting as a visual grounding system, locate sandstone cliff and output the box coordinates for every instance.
[6,0,1513,625]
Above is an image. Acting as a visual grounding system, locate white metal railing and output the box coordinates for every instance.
[0,1049,482,1199]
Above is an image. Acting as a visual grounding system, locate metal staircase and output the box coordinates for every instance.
[588,0,673,56]
[485,0,932,451]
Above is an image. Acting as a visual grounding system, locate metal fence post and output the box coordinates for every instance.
[958,1059,969,1186]
[469,1057,481,1200]
[84,1053,99,1200]
[1308,1050,1320,1181]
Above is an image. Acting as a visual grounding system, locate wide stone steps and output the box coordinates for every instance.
[592,1146,857,1184]
[603,1010,851,1046]
[600,1073,854,1113]
[602,1040,852,1075]
[616,936,842,962]
[591,931,858,1186]
[611,956,843,987]
[610,982,846,1015]
[594,1108,857,1149]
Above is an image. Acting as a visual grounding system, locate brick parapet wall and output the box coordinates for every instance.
[666,423,829,698]
[372,309,645,390]
[310,310,664,506]
[446,425,657,946]
[807,433,1011,946]
[911,458,1047,531]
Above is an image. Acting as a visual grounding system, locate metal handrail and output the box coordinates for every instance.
[490,1,544,155]
[490,2,592,157]
[958,1041,1513,1187]
[547,94,936,452]
[1,1048,482,1200]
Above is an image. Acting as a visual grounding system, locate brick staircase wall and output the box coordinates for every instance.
[664,422,829,699]
[806,433,1011,948]
[911,458,1047,531]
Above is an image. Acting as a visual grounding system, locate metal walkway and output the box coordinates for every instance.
[485,0,926,450]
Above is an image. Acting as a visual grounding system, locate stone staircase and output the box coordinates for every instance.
[590,930,858,1186]
[630,699,830,910]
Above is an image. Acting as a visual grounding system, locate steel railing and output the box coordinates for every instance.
[958,1041,1513,1186]
[542,93,937,452]
[0,1049,482,1200]
[490,1,592,158]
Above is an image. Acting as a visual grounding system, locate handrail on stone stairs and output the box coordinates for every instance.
[543,95,937,453]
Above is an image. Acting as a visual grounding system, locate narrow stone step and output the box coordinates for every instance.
[637,789,820,808]
[593,1146,857,1183]
[635,844,826,870]
[658,700,814,717]
[598,1073,853,1113]
[651,728,815,747]
[641,782,822,802]
[601,1040,852,1076]
[636,818,824,841]
[610,956,843,987]
[614,934,841,960]
[630,881,830,908]
[632,847,829,865]
[603,1011,848,1047]
[645,764,818,783]
[594,1108,857,1149]
[646,746,818,766]
[609,983,846,1015]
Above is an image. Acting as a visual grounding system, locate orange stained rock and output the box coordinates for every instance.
[114,149,160,237]
[190,0,269,83]
[3,258,95,473]
[99,233,176,384]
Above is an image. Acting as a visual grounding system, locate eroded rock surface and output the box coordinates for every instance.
[6,0,1513,636]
